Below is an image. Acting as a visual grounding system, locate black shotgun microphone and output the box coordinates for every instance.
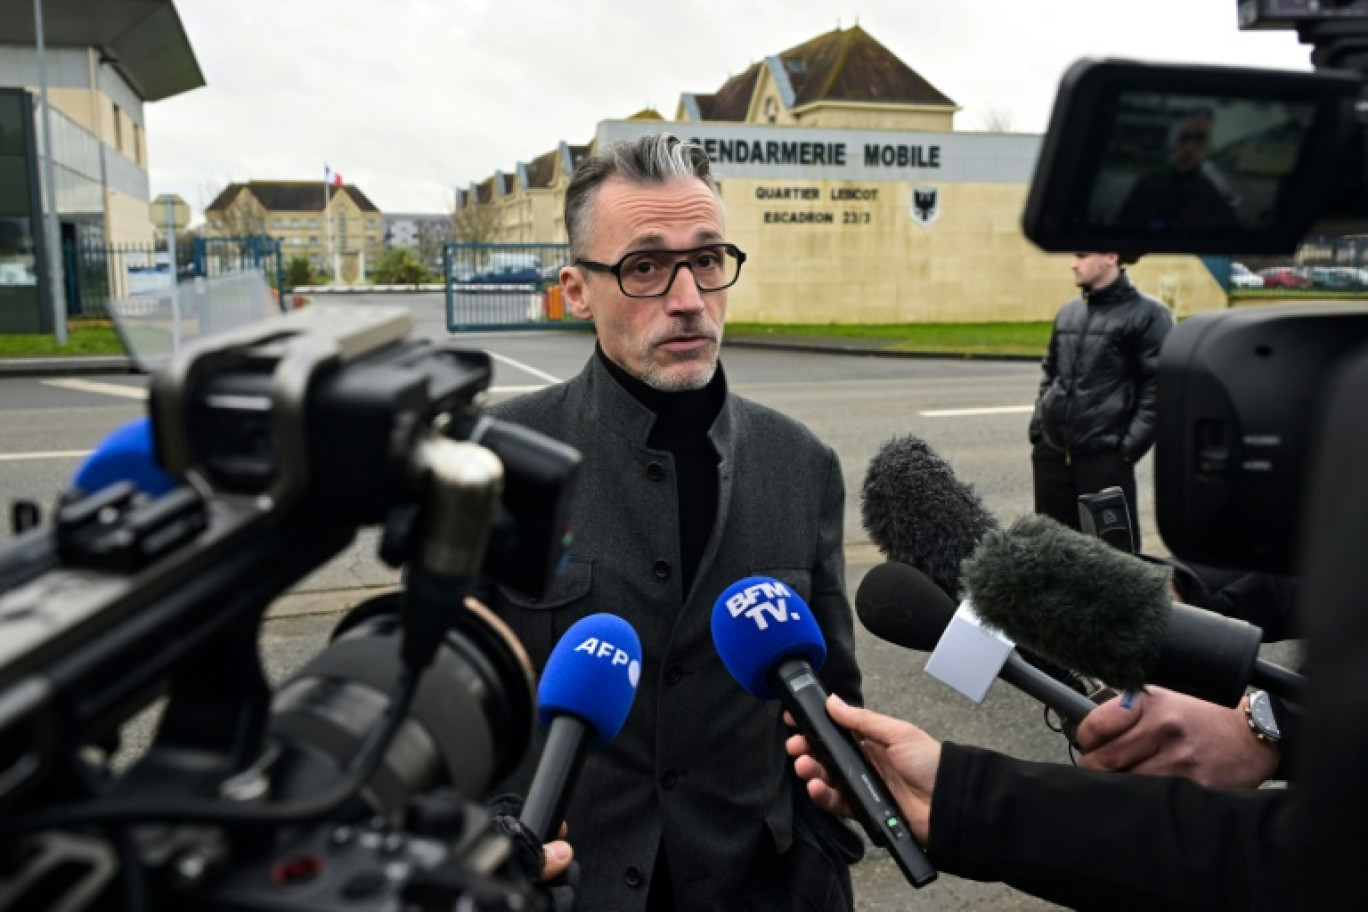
[860,434,998,600]
[963,515,1305,707]
[856,562,1097,726]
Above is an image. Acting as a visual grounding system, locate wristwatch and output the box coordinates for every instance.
[1244,689,1282,745]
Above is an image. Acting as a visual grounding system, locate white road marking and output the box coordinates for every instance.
[920,405,1034,418]
[41,378,148,400]
[489,385,549,394]
[0,450,91,462]
[485,352,561,384]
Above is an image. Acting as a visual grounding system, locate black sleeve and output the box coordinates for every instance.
[1029,324,1060,445]
[927,743,1299,911]
[1120,304,1174,463]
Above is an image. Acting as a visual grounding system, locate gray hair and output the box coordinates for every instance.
[564,133,721,259]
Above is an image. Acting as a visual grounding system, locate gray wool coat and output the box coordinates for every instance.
[484,353,862,911]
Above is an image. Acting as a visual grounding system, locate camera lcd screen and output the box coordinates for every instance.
[1022,61,1361,254]
[1088,93,1316,234]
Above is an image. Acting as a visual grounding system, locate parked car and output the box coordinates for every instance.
[469,253,542,285]
[1230,262,1264,289]
[1307,266,1360,290]
[1258,267,1314,290]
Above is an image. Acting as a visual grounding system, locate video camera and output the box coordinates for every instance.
[0,305,581,910]
[1023,0,1368,574]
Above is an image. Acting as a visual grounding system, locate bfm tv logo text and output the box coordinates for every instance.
[726,581,801,631]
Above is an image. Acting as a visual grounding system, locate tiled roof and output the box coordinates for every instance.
[782,26,955,107]
[205,181,380,213]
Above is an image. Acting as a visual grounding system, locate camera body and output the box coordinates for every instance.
[1023,8,1368,574]
[0,305,580,910]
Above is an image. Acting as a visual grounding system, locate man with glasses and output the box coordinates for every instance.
[1116,108,1239,230]
[483,133,863,911]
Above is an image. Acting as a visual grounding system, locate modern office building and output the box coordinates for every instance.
[383,212,453,267]
[203,181,383,283]
[454,25,1226,322]
[0,0,204,332]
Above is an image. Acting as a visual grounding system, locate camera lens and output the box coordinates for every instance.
[268,592,535,815]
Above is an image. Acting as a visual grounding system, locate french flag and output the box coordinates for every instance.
[324,164,343,187]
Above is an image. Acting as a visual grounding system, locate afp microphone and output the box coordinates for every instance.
[962,515,1304,707]
[711,577,937,888]
[520,613,641,843]
[856,562,1097,727]
[72,415,177,498]
[860,434,997,600]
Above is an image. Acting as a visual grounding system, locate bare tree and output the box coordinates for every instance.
[450,189,505,243]
[979,106,1015,133]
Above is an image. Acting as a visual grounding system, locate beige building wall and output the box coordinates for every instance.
[719,179,1224,323]
[105,188,154,245]
[207,189,382,267]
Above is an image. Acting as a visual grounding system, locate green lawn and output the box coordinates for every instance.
[726,321,1054,356]
[0,322,127,358]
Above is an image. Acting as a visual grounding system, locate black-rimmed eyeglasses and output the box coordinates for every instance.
[574,243,747,299]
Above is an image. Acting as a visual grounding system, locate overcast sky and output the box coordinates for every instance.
[147,0,1317,221]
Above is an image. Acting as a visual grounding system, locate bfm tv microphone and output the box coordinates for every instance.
[520,613,641,843]
[72,416,177,498]
[860,434,997,600]
[711,577,937,888]
[856,562,1097,727]
[962,515,1305,707]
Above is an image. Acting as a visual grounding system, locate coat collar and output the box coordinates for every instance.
[583,348,731,447]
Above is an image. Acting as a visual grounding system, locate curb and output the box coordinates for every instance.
[0,356,135,378]
[723,336,1042,362]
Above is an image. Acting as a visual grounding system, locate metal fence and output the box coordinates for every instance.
[65,235,285,319]
[444,242,588,331]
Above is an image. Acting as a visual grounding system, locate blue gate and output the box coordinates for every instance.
[444,242,588,331]
[191,236,286,311]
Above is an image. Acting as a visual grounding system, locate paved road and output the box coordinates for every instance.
[1,292,1171,910]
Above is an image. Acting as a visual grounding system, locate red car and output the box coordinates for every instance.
[1258,268,1314,289]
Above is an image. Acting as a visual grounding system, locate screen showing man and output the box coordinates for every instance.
[1092,92,1316,233]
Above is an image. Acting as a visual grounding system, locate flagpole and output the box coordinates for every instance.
[323,170,333,286]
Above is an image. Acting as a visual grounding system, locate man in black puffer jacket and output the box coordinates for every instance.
[1029,252,1174,548]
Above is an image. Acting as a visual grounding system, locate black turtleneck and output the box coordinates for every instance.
[597,345,724,599]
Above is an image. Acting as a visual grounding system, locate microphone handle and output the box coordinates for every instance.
[771,657,937,889]
[519,715,591,844]
[1253,658,1304,704]
[1000,653,1097,727]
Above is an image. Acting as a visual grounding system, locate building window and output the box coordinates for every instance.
[133,122,143,165]
[308,218,318,228]
[112,102,122,152]
[309,235,318,244]
[290,218,300,228]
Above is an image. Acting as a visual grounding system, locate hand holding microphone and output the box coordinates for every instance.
[1075,686,1281,789]
[711,577,937,888]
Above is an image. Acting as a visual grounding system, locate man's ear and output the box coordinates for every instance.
[561,265,594,322]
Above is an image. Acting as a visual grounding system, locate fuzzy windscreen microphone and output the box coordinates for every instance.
[860,435,998,600]
[856,561,1097,725]
[961,514,1292,706]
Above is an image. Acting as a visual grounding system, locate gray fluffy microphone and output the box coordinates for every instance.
[962,514,1303,707]
[860,434,998,600]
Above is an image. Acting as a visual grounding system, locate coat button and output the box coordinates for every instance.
[665,665,683,685]
[660,769,679,789]
[646,461,665,481]
[653,559,671,580]
[624,864,643,888]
